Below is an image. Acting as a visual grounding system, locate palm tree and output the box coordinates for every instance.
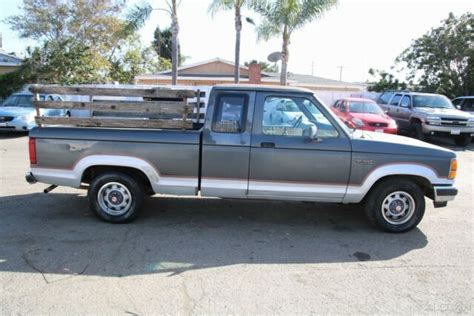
[254,0,338,85]
[124,1,181,85]
[209,0,253,83]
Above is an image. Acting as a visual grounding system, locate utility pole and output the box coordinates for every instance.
[337,65,345,81]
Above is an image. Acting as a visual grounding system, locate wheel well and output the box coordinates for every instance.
[367,175,433,200]
[410,117,422,125]
[81,165,153,194]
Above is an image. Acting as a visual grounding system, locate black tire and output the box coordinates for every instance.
[88,172,144,223]
[454,135,471,147]
[364,178,425,233]
[411,121,425,141]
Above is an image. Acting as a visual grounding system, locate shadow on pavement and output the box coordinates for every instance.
[425,135,474,152]
[0,192,428,281]
[0,131,28,139]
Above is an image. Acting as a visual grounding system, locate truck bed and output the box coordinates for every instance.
[29,127,202,195]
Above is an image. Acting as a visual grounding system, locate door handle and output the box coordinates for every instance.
[261,142,275,148]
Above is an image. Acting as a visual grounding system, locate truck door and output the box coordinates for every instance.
[248,92,351,202]
[201,90,256,198]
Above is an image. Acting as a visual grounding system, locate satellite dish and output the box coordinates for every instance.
[267,51,282,63]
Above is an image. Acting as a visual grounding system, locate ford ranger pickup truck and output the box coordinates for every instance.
[25,85,458,233]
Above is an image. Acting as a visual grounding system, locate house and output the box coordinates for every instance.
[0,33,23,75]
[135,57,365,93]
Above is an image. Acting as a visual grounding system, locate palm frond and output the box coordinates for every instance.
[208,0,236,16]
[256,19,281,41]
[292,0,338,32]
[122,4,153,37]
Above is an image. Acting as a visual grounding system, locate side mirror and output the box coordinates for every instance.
[340,105,346,112]
[384,110,389,114]
[303,124,318,140]
[455,105,461,110]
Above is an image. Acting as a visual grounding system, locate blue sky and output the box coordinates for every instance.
[0,0,472,82]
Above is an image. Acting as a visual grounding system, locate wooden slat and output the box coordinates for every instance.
[35,117,193,129]
[29,85,196,98]
[34,101,189,114]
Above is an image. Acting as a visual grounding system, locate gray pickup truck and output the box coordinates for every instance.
[26,85,459,233]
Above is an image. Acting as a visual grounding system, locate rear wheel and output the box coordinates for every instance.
[88,172,144,223]
[364,178,425,233]
[454,135,471,147]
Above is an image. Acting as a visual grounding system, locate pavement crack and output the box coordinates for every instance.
[21,249,89,284]
[21,250,49,284]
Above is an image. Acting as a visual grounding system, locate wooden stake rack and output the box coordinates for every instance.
[29,85,202,129]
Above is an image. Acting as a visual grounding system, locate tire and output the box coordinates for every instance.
[411,121,425,141]
[88,172,144,223]
[364,178,425,233]
[454,135,471,147]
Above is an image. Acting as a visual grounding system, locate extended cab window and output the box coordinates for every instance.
[212,94,248,133]
[262,96,338,138]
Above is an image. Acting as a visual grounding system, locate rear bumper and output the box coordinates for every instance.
[433,185,458,202]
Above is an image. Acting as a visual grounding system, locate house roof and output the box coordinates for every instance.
[157,57,275,77]
[277,73,361,88]
[0,49,23,67]
[136,57,365,91]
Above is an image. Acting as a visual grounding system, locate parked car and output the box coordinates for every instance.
[331,98,397,134]
[452,96,474,115]
[26,85,458,233]
[376,91,474,146]
[0,92,66,131]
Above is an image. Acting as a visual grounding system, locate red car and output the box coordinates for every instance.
[331,98,398,134]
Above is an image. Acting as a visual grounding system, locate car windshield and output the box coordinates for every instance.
[413,95,453,109]
[348,101,384,114]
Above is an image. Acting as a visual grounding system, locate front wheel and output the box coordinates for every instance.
[88,172,144,223]
[454,135,471,147]
[364,178,425,233]
[411,121,425,141]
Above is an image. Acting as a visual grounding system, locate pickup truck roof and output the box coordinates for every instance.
[213,84,314,94]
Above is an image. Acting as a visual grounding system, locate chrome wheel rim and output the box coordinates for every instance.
[97,182,132,216]
[381,191,416,225]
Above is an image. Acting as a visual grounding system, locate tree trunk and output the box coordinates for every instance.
[234,7,242,83]
[280,27,289,86]
[171,0,179,85]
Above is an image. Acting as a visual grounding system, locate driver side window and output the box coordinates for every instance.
[261,96,338,138]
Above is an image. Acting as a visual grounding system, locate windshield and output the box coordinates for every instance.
[413,95,453,109]
[348,101,384,114]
